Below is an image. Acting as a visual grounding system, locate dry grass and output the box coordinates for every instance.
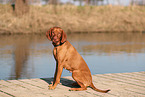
[0,4,145,34]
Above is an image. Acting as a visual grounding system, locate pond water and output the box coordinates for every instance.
[0,33,145,80]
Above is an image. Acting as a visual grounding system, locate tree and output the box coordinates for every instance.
[86,0,90,5]
[49,0,59,5]
[15,0,29,16]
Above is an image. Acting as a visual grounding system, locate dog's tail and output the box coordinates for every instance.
[90,83,110,93]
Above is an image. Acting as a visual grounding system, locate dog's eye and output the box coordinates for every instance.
[52,32,54,35]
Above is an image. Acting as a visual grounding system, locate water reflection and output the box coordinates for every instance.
[0,33,145,80]
[67,33,145,54]
[11,37,30,79]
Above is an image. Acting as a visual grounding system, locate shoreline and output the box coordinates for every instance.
[0,30,144,35]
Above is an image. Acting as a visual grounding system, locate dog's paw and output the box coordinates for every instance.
[69,88,75,91]
[48,84,53,87]
[48,81,53,87]
[49,86,56,90]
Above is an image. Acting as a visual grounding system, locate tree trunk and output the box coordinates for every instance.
[49,0,59,5]
[15,0,29,16]
[85,0,90,5]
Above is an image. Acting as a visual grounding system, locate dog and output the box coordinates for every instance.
[46,27,110,93]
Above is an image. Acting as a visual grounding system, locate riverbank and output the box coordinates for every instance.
[0,72,145,97]
[0,5,145,34]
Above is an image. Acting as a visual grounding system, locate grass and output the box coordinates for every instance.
[0,4,145,34]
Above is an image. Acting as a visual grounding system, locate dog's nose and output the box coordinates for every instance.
[53,36,57,40]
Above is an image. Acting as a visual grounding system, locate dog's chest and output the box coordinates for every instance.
[53,47,67,61]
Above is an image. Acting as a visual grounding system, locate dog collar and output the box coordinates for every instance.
[54,41,66,47]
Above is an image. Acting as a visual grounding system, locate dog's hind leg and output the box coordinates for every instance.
[69,81,87,91]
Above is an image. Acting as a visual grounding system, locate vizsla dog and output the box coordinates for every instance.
[46,27,110,93]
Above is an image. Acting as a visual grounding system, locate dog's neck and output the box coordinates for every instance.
[53,41,66,47]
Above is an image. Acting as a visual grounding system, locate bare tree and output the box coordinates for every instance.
[43,0,49,4]
[0,0,4,3]
[49,0,60,14]
[86,0,91,5]
[49,0,60,5]
[15,0,29,16]
[131,0,145,6]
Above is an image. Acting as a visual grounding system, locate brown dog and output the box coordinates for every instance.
[46,27,110,93]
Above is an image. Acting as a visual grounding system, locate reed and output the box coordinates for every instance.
[0,5,145,34]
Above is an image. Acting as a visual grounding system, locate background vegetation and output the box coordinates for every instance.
[0,0,145,34]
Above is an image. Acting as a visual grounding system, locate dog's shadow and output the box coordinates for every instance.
[40,77,80,88]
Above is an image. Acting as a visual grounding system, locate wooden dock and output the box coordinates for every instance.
[0,72,145,97]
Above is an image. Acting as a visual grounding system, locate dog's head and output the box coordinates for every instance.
[46,27,67,46]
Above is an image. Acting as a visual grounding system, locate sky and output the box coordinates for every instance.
[60,0,131,6]
[0,0,140,6]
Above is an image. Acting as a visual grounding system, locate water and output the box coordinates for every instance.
[0,33,145,80]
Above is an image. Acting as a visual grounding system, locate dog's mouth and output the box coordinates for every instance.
[52,39,59,43]
[52,39,60,46]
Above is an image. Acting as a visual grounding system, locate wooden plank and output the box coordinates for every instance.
[0,72,145,97]
[118,72,145,81]
[97,74,145,88]
[94,74,145,96]
[105,73,145,86]
[0,89,14,97]
[131,72,145,76]
[93,75,145,96]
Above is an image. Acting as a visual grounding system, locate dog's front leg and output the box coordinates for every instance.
[49,63,63,90]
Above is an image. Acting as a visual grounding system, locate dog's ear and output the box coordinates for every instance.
[61,30,67,43]
[46,28,53,41]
